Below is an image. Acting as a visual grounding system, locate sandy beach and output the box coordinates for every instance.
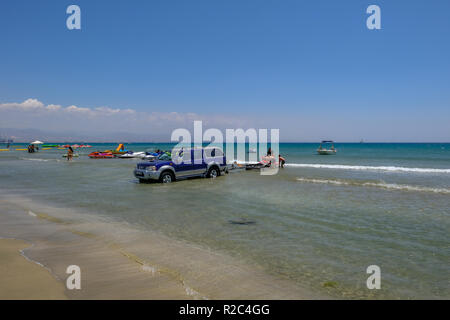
[0,195,316,300]
[0,238,66,299]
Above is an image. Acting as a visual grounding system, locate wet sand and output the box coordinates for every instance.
[0,238,67,299]
[0,196,318,299]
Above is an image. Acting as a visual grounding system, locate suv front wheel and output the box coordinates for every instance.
[160,171,175,183]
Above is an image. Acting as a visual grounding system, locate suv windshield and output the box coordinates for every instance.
[158,153,172,161]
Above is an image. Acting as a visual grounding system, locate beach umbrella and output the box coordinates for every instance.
[31,140,44,144]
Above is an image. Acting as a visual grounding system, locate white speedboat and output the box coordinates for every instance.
[317,140,337,155]
[119,151,146,159]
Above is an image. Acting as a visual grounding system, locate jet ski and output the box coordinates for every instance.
[228,155,277,170]
[119,151,146,159]
[228,160,268,170]
[142,151,161,161]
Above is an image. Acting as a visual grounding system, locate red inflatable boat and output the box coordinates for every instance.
[88,152,114,159]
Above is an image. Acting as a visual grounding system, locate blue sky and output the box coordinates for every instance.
[1,0,449,141]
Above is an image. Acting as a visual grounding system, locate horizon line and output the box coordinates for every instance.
[5,141,450,144]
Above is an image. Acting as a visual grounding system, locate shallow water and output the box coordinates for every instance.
[0,143,449,299]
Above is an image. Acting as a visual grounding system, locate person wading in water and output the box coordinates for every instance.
[279,154,285,168]
[67,146,74,161]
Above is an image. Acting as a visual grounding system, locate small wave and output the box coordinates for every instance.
[141,264,157,275]
[28,210,37,217]
[20,158,61,162]
[20,157,61,162]
[286,163,450,174]
[21,158,50,162]
[296,177,450,194]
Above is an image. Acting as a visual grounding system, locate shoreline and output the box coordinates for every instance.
[0,238,67,300]
[0,194,320,300]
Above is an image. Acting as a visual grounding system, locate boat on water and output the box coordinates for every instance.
[88,152,114,159]
[317,140,337,155]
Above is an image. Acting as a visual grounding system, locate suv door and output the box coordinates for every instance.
[192,148,207,175]
[171,148,193,177]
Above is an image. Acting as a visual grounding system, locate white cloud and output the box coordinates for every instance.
[2,98,447,142]
[0,98,44,110]
[0,98,253,141]
[0,99,137,117]
[66,105,91,113]
[46,104,62,111]
[21,98,44,109]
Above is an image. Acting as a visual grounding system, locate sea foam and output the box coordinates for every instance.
[296,177,450,194]
[286,163,450,174]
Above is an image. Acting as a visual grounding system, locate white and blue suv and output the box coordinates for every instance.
[134,147,227,183]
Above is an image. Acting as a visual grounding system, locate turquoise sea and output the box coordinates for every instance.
[0,142,449,299]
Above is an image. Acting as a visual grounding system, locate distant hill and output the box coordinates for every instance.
[0,128,170,143]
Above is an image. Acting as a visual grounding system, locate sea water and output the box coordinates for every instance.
[0,143,449,299]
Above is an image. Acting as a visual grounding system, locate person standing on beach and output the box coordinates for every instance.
[67,146,74,161]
